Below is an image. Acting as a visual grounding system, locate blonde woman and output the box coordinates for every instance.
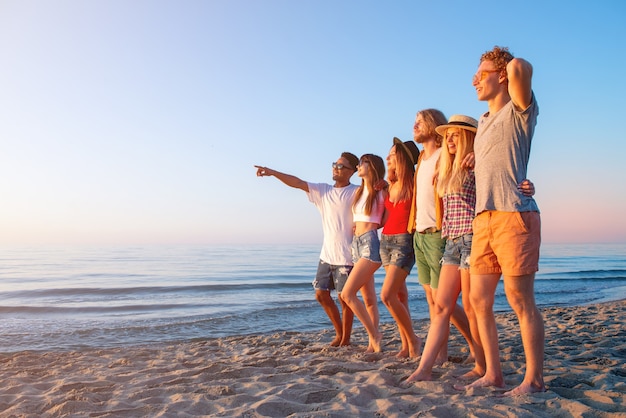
[406,114,481,382]
[340,154,386,353]
[407,115,534,382]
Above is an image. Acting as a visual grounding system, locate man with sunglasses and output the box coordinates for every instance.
[464,46,544,396]
[255,152,359,347]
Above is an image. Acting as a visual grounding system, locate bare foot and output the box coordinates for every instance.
[463,353,475,364]
[434,355,447,366]
[405,369,432,383]
[458,369,483,381]
[330,335,342,347]
[502,382,546,397]
[433,345,448,365]
[456,375,505,391]
[365,344,374,353]
[339,340,351,347]
[370,331,383,353]
[396,348,409,358]
[409,335,423,358]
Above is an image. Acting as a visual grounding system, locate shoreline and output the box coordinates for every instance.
[1,300,624,417]
[4,294,625,355]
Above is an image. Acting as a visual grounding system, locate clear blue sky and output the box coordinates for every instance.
[1,0,625,246]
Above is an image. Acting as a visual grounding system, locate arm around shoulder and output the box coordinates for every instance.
[507,58,533,111]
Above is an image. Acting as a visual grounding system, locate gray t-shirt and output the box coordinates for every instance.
[474,94,540,214]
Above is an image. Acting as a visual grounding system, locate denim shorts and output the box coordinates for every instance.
[312,260,353,293]
[380,233,415,273]
[351,230,382,264]
[442,233,473,269]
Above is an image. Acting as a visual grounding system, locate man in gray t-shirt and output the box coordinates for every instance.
[463,46,545,396]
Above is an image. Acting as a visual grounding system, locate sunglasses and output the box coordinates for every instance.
[472,70,500,83]
[332,162,352,170]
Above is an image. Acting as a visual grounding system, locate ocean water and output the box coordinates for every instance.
[0,243,624,353]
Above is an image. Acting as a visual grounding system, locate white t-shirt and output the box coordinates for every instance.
[307,182,358,266]
[415,147,441,232]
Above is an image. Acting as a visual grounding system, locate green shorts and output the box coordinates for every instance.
[413,229,445,289]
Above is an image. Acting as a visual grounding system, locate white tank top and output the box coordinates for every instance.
[415,147,441,232]
[352,188,384,223]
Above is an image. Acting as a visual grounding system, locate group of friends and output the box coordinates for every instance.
[255,46,544,397]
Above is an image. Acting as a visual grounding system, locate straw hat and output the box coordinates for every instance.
[392,137,420,166]
[435,114,478,136]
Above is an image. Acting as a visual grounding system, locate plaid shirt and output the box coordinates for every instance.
[441,170,476,239]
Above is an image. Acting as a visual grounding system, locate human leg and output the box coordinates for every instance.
[461,267,485,378]
[414,232,438,357]
[449,301,474,360]
[342,258,382,352]
[312,261,343,346]
[381,233,417,357]
[492,211,543,395]
[407,264,461,382]
[361,276,379,329]
[456,234,478,366]
[381,265,421,358]
[394,280,409,357]
[338,297,354,346]
[418,231,449,362]
[315,290,342,346]
[460,212,504,389]
[502,273,545,395]
[360,275,380,352]
[420,284,450,364]
[331,264,355,347]
[396,282,416,357]
[462,273,504,389]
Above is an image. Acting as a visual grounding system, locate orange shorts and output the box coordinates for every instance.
[470,211,541,277]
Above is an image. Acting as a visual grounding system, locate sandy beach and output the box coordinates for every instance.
[1,300,624,417]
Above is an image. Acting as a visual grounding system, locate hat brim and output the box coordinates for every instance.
[435,122,477,136]
[393,137,419,166]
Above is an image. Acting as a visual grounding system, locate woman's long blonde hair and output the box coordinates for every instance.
[436,128,476,195]
[353,154,385,215]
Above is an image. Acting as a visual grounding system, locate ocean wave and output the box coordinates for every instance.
[0,281,310,300]
[537,269,626,280]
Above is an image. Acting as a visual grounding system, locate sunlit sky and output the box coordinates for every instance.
[1,0,625,246]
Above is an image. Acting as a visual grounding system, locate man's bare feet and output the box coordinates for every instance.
[330,335,342,347]
[503,382,546,397]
